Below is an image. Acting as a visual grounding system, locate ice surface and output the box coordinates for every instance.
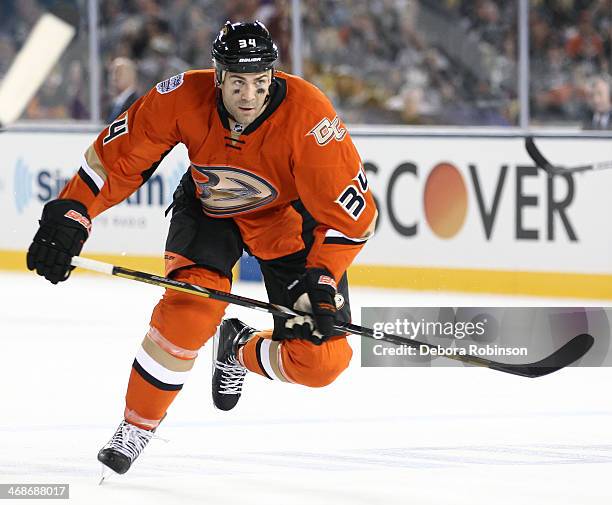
[0,272,611,504]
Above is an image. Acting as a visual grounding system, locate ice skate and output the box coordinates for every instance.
[97,420,155,478]
[212,318,254,411]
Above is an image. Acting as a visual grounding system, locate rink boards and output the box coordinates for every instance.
[0,130,611,298]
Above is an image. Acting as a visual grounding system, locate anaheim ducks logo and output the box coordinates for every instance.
[190,164,278,216]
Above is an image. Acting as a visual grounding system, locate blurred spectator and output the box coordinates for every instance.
[25,67,69,119]
[471,0,507,50]
[180,7,215,69]
[531,42,575,121]
[66,60,89,120]
[107,57,139,123]
[529,9,552,57]
[582,74,612,129]
[265,0,292,69]
[565,10,604,68]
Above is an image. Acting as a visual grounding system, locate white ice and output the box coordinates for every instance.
[0,271,611,504]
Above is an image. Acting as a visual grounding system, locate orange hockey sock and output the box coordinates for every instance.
[124,267,230,428]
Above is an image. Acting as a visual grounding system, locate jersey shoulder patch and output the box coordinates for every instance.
[156,73,185,94]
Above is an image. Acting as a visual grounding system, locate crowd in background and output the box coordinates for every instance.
[0,0,610,127]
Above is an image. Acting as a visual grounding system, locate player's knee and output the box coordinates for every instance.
[286,338,353,387]
[150,267,230,348]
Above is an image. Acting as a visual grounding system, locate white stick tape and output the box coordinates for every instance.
[71,256,114,275]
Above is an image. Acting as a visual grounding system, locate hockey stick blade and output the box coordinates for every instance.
[525,136,556,173]
[70,257,594,377]
[525,136,610,174]
[487,333,593,378]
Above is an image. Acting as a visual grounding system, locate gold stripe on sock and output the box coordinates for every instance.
[142,332,196,372]
[267,340,291,383]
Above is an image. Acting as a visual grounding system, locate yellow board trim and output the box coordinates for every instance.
[0,251,166,276]
[3,249,612,299]
[0,250,238,280]
[348,265,612,300]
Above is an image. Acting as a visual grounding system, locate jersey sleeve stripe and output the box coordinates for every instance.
[323,228,369,244]
[83,145,107,189]
[323,236,366,246]
[77,167,101,196]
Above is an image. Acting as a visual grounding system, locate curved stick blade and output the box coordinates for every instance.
[489,333,594,378]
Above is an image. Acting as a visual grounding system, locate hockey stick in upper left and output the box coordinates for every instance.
[0,13,75,128]
[525,136,612,175]
[69,256,594,378]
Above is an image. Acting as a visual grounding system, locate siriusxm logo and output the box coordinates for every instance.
[13,159,72,214]
[14,158,33,214]
[14,159,187,213]
[13,158,34,214]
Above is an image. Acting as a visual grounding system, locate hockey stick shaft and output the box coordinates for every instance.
[525,136,612,174]
[70,256,593,378]
[0,14,75,128]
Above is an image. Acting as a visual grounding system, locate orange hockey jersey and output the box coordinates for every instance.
[59,70,377,281]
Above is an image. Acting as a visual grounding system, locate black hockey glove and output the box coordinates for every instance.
[26,199,91,284]
[274,268,338,345]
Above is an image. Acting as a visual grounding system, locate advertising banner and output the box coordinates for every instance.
[1,131,610,297]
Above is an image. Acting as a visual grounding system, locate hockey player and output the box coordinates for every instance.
[26,21,377,476]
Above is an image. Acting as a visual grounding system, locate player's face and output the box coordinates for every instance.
[220,71,272,126]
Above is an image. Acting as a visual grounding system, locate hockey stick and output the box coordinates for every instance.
[70,256,593,378]
[525,136,612,175]
[0,13,75,128]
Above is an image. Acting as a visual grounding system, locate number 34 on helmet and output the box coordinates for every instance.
[211,21,279,86]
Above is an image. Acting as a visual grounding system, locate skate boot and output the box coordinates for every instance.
[212,318,255,411]
[97,420,155,475]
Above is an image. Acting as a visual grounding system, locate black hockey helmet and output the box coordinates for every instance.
[212,20,278,85]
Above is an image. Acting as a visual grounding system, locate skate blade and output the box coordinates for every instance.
[98,465,114,485]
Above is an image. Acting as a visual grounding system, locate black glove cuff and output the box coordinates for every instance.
[41,199,91,236]
[305,268,337,296]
